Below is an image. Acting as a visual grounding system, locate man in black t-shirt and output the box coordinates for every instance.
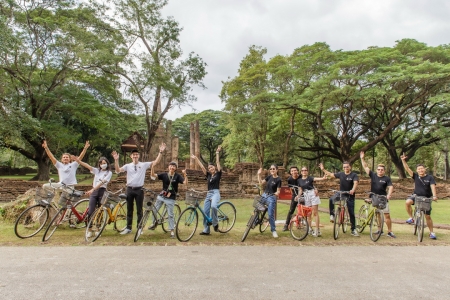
[320,162,359,236]
[401,154,438,240]
[360,151,395,238]
[283,166,300,231]
[150,161,188,238]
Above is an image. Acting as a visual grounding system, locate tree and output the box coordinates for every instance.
[0,0,131,180]
[97,0,207,160]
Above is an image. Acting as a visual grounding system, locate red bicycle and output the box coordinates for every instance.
[289,196,312,241]
[331,190,351,240]
[42,184,89,242]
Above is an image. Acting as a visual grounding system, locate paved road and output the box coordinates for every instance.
[1,246,448,299]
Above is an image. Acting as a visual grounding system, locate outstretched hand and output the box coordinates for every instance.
[84,141,90,149]
[360,151,365,159]
[112,151,119,160]
[42,140,48,149]
[159,143,166,152]
[257,168,262,175]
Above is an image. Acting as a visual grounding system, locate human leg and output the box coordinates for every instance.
[163,198,176,231]
[125,189,135,230]
[405,197,414,220]
[210,190,220,228]
[347,197,356,231]
[266,194,277,233]
[149,196,164,230]
[284,199,297,230]
[202,192,213,233]
[135,189,144,228]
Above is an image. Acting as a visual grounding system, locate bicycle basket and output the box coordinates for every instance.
[58,191,81,207]
[371,195,387,209]
[185,191,202,206]
[252,196,266,210]
[144,191,157,208]
[416,196,432,211]
[35,187,54,202]
[100,192,120,209]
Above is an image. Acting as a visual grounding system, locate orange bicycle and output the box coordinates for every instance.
[288,187,313,241]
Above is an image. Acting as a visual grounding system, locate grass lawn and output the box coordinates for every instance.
[1,198,449,246]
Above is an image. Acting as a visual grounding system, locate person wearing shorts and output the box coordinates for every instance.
[297,167,327,237]
[282,166,300,232]
[360,151,395,238]
[319,161,359,236]
[401,154,438,239]
[258,165,282,238]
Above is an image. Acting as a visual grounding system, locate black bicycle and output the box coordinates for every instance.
[241,185,270,242]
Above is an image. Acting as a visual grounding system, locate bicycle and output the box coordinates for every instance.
[289,196,313,241]
[42,184,89,242]
[412,195,433,242]
[134,189,181,242]
[176,189,237,242]
[241,185,271,242]
[14,185,59,238]
[331,190,351,240]
[356,192,386,242]
[85,189,128,242]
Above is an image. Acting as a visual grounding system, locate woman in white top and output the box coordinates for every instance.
[74,156,113,222]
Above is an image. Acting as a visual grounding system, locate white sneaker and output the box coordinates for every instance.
[86,231,92,238]
[317,230,321,237]
[120,228,132,235]
[309,228,314,235]
[351,229,359,237]
[272,231,278,238]
[330,215,334,223]
[313,230,321,237]
[95,231,100,237]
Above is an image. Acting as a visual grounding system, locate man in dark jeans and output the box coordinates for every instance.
[112,143,165,234]
[319,162,359,236]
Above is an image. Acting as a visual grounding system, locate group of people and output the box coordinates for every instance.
[41,140,439,240]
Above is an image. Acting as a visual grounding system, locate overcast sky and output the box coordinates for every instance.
[162,0,450,120]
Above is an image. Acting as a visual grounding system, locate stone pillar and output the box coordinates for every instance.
[195,120,201,170]
[171,136,179,165]
[190,122,195,168]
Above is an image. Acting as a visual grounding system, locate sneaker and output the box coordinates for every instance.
[170,231,175,239]
[387,232,396,238]
[351,229,359,237]
[213,224,219,232]
[148,224,156,230]
[317,230,322,237]
[330,215,334,223]
[374,230,384,236]
[199,231,210,235]
[95,231,100,237]
[308,228,314,235]
[406,218,414,224]
[312,230,321,237]
[429,232,437,240]
[86,231,92,238]
[120,228,132,235]
[272,231,278,238]
[282,224,289,232]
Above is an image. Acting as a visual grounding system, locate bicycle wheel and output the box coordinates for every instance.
[14,204,49,239]
[290,215,309,241]
[259,210,269,233]
[161,203,181,233]
[241,213,257,242]
[113,201,128,232]
[217,201,236,233]
[418,211,425,242]
[67,198,89,228]
[356,204,368,233]
[176,207,198,242]
[42,209,67,242]
[342,207,350,233]
[134,209,154,242]
[333,207,341,240]
[86,208,108,242]
[369,210,384,242]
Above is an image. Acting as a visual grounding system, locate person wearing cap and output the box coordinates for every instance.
[112,143,166,235]
[150,160,187,238]
[191,146,222,235]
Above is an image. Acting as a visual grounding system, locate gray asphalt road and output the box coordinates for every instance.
[1,246,448,299]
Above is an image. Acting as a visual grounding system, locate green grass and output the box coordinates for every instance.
[1,198,449,246]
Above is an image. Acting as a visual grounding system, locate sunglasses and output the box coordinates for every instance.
[377,168,384,171]
[269,168,276,170]
[301,169,308,171]
[343,166,350,168]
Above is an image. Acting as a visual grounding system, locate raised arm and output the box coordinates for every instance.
[313,174,328,181]
[181,169,188,185]
[360,151,370,175]
[112,151,123,173]
[42,140,57,165]
[258,168,266,185]
[72,156,93,172]
[152,143,166,166]
[216,146,222,171]
[191,154,207,175]
[400,154,414,177]
[150,164,157,180]
[319,163,334,178]
[78,141,90,161]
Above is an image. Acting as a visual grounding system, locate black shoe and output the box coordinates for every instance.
[199,232,210,235]
[282,224,289,232]
[213,224,219,232]
[148,224,156,230]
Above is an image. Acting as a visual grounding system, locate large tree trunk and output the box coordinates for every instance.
[392,157,406,179]
[31,157,51,181]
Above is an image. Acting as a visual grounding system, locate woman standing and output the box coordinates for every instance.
[258,165,282,238]
[297,167,326,237]
[191,146,222,235]
[73,156,113,231]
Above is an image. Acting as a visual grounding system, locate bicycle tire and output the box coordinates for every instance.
[413,207,419,235]
[369,210,384,242]
[14,204,49,239]
[161,203,181,233]
[342,207,350,233]
[290,215,309,241]
[42,208,67,242]
[356,204,368,233]
[113,201,128,232]
[259,210,269,233]
[418,211,425,242]
[134,209,154,242]
[85,208,108,242]
[333,207,341,240]
[67,198,89,229]
[241,213,257,242]
[217,201,236,233]
[176,207,198,242]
